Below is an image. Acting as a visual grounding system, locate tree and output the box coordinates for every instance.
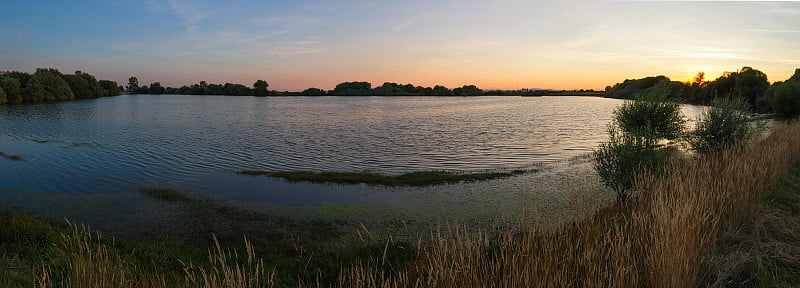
[594,127,669,204]
[0,82,7,105]
[301,88,326,96]
[432,85,454,96]
[76,71,105,98]
[24,68,75,102]
[148,82,165,94]
[333,81,372,95]
[459,85,482,96]
[253,79,269,96]
[99,80,122,96]
[63,74,93,99]
[733,66,769,108]
[0,77,22,104]
[768,80,800,117]
[127,76,139,92]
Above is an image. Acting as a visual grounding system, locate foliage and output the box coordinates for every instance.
[455,84,482,96]
[301,87,326,96]
[594,127,669,203]
[222,82,250,96]
[0,82,6,105]
[253,79,269,96]
[613,83,686,140]
[75,71,106,98]
[99,80,122,96]
[148,82,166,94]
[604,75,673,100]
[334,81,372,96]
[127,76,139,92]
[62,74,93,99]
[690,96,755,154]
[605,66,772,109]
[1,77,23,104]
[768,78,800,118]
[733,66,770,107]
[23,68,75,102]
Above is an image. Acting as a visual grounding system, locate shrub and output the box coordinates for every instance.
[614,83,686,140]
[769,81,800,118]
[594,127,670,204]
[689,96,755,154]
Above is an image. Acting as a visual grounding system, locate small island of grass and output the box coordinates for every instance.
[0,152,24,161]
[238,169,530,186]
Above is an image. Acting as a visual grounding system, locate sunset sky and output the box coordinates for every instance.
[1,0,798,91]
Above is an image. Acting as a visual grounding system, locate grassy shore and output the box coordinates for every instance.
[3,122,800,287]
[238,169,529,186]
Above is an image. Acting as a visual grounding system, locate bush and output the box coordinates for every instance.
[613,83,686,140]
[594,127,670,204]
[769,81,800,117]
[0,83,6,104]
[689,96,755,154]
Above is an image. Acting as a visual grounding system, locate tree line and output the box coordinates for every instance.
[604,66,800,117]
[125,77,488,97]
[0,69,122,105]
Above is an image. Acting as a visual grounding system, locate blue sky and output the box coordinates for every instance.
[1,0,799,91]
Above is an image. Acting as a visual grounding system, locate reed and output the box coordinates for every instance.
[337,120,800,287]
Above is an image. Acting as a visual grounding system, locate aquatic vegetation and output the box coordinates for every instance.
[138,187,194,202]
[238,169,529,187]
[0,152,24,161]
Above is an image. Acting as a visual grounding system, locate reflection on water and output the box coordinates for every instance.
[0,95,703,205]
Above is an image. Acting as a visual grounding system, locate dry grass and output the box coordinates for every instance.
[29,222,273,288]
[336,120,800,287]
[181,235,275,288]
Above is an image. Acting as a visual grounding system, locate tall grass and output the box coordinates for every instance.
[338,120,800,287]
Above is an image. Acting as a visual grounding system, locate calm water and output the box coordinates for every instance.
[0,95,698,206]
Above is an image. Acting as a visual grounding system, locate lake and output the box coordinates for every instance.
[0,95,704,229]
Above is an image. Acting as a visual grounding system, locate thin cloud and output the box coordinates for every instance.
[744,29,800,33]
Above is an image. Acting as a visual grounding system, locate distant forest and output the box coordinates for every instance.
[605,66,800,115]
[0,69,122,105]
[124,77,490,97]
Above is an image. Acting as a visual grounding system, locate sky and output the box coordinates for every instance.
[1,0,799,91]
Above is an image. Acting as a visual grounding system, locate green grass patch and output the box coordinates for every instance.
[0,152,24,161]
[138,187,194,202]
[239,169,530,186]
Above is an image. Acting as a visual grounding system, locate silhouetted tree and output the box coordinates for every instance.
[733,66,769,107]
[334,81,372,95]
[459,85,482,96]
[432,85,454,96]
[301,87,326,96]
[253,79,269,96]
[127,76,139,92]
[223,83,251,96]
[149,82,165,94]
